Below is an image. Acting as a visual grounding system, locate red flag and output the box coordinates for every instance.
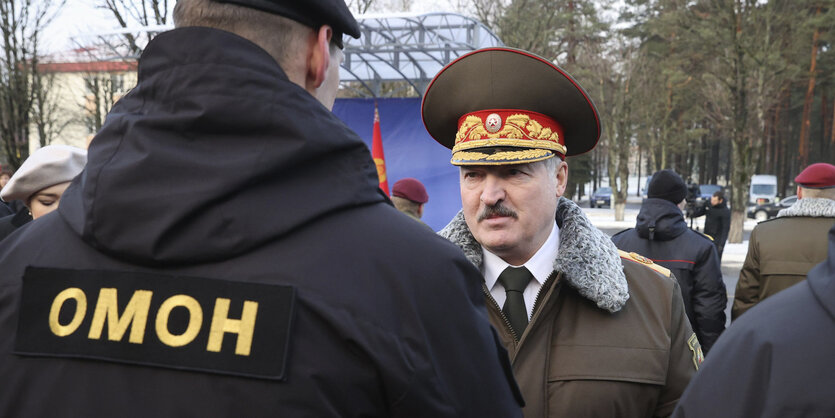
[372,103,389,196]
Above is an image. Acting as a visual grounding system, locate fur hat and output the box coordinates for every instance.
[1,145,87,203]
[648,169,687,204]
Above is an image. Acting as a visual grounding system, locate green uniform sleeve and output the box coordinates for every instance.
[655,279,699,417]
[732,228,761,320]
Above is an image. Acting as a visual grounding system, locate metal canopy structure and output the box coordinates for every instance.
[341,12,504,98]
[69,12,503,98]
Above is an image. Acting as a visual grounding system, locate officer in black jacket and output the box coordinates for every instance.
[0,1,523,416]
[612,170,727,353]
[673,223,835,417]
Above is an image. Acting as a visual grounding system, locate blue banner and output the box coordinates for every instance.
[334,98,461,231]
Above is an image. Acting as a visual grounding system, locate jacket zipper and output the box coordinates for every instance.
[484,270,559,343]
[530,271,558,319]
[482,283,518,342]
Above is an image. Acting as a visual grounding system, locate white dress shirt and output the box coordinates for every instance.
[483,221,560,319]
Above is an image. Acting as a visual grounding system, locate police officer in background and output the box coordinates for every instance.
[612,169,726,354]
[0,1,523,416]
[424,47,697,418]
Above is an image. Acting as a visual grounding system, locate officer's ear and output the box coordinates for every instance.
[306,25,333,90]
[555,158,568,198]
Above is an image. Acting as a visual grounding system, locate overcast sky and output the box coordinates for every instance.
[41,0,464,53]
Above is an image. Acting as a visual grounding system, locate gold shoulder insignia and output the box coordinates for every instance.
[618,250,672,278]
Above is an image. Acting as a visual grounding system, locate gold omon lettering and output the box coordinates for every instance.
[156,295,203,347]
[88,288,152,343]
[49,288,87,337]
[207,298,258,356]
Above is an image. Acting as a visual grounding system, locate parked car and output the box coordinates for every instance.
[747,195,797,222]
[590,187,612,208]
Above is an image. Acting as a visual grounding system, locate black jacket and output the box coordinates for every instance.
[612,198,726,353]
[692,200,730,245]
[673,224,835,417]
[0,27,522,418]
[0,209,31,242]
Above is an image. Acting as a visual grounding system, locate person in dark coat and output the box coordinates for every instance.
[673,223,835,417]
[612,169,727,354]
[691,190,731,260]
[0,1,524,417]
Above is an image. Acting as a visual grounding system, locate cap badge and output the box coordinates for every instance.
[485,113,502,133]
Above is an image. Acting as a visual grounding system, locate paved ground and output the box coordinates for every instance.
[582,196,756,327]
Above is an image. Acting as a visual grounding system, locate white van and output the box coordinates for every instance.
[749,174,777,205]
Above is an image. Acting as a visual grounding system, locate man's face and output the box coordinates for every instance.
[460,158,567,265]
[710,195,720,206]
[0,174,9,188]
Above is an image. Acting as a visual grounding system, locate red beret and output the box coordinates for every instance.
[392,178,428,204]
[795,163,835,189]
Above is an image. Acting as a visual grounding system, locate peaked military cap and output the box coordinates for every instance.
[213,0,360,48]
[421,47,600,166]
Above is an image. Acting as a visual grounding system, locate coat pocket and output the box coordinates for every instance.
[548,344,667,385]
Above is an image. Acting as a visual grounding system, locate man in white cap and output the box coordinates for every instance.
[423,47,697,417]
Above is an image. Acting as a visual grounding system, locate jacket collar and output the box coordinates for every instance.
[777,198,835,218]
[439,197,629,313]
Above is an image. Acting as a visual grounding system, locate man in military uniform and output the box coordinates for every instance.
[391,177,431,228]
[422,47,697,417]
[0,1,524,416]
[732,162,835,320]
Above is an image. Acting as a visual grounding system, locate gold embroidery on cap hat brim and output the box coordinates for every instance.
[451,149,554,165]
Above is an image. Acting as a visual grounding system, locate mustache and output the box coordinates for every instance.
[478,203,518,221]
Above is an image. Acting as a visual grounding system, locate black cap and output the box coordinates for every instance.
[648,169,687,204]
[214,0,360,48]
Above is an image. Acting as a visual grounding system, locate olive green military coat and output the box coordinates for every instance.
[732,198,835,320]
[441,198,698,418]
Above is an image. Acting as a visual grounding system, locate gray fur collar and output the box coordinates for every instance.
[777,198,835,218]
[439,197,629,313]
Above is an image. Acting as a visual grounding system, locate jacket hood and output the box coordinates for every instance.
[58,27,385,266]
[635,198,688,241]
[777,197,835,218]
[439,197,629,313]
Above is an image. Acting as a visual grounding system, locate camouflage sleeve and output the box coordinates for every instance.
[655,279,699,417]
[732,228,761,320]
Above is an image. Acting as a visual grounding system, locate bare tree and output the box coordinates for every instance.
[98,0,169,56]
[0,0,64,168]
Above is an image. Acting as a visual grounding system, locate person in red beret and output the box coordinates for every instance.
[733,162,835,320]
[391,177,432,229]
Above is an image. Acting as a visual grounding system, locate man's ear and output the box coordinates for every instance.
[306,25,333,90]
[555,159,568,197]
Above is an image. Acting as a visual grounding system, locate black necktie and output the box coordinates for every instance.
[498,266,533,340]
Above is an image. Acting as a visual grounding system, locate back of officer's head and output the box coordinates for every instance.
[173,0,325,71]
[648,169,687,204]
